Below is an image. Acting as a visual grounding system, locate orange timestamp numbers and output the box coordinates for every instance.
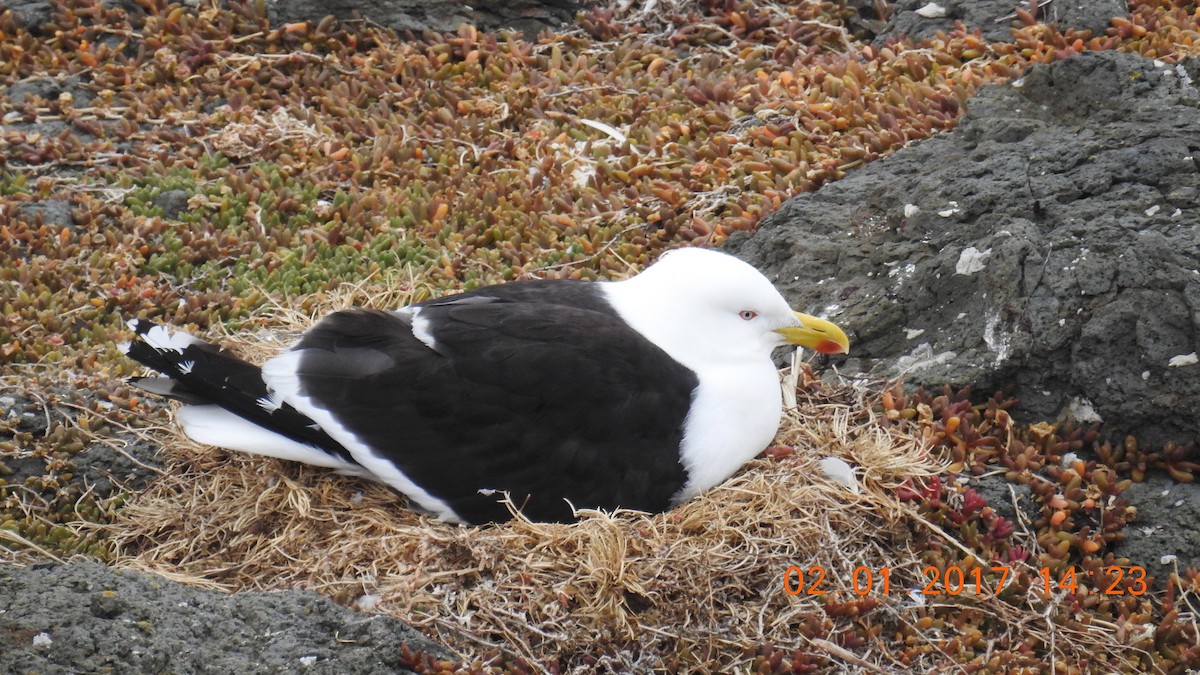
[782,565,1149,597]
[1039,565,1147,596]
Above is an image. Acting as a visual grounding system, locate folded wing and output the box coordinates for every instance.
[263,296,698,524]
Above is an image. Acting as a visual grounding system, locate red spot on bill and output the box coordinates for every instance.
[814,339,848,355]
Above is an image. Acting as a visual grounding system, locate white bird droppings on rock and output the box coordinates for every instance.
[894,342,959,374]
[914,2,947,18]
[1176,63,1194,85]
[1168,352,1198,367]
[904,203,921,217]
[32,632,52,648]
[1162,554,1178,565]
[983,311,1010,365]
[1067,397,1103,423]
[955,246,991,275]
[905,328,924,340]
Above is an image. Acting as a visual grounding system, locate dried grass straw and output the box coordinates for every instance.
[97,278,1140,671]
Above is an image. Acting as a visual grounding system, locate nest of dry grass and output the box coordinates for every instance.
[90,280,1143,672]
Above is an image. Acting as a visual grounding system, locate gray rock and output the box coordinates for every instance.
[1,0,146,33]
[3,0,575,36]
[727,51,1200,450]
[154,188,192,220]
[968,473,1037,529]
[0,560,450,674]
[17,199,75,230]
[70,436,164,496]
[4,75,94,108]
[266,0,578,36]
[0,0,54,33]
[879,0,1128,44]
[1117,473,1200,579]
[1,391,161,500]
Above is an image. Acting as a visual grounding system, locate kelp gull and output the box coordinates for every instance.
[122,248,850,524]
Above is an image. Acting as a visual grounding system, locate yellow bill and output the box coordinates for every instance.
[774,312,850,355]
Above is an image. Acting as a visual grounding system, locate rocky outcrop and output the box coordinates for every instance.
[1,0,578,35]
[728,51,1200,450]
[879,0,1127,43]
[727,49,1200,578]
[0,561,449,674]
[266,0,578,36]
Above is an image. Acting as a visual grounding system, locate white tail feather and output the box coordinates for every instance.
[176,405,371,477]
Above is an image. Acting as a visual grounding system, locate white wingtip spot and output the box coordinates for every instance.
[116,341,131,354]
[177,360,195,375]
[256,388,285,413]
[143,324,200,353]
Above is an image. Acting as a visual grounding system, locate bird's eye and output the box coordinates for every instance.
[739,310,758,321]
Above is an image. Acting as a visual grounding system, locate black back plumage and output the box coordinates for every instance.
[291,280,698,523]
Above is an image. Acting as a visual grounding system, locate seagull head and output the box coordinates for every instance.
[606,248,850,367]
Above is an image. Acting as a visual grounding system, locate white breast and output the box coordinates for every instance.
[671,361,782,503]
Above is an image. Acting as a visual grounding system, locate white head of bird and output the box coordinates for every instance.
[603,248,850,372]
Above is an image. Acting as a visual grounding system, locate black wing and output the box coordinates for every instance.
[123,319,358,467]
[290,285,698,524]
